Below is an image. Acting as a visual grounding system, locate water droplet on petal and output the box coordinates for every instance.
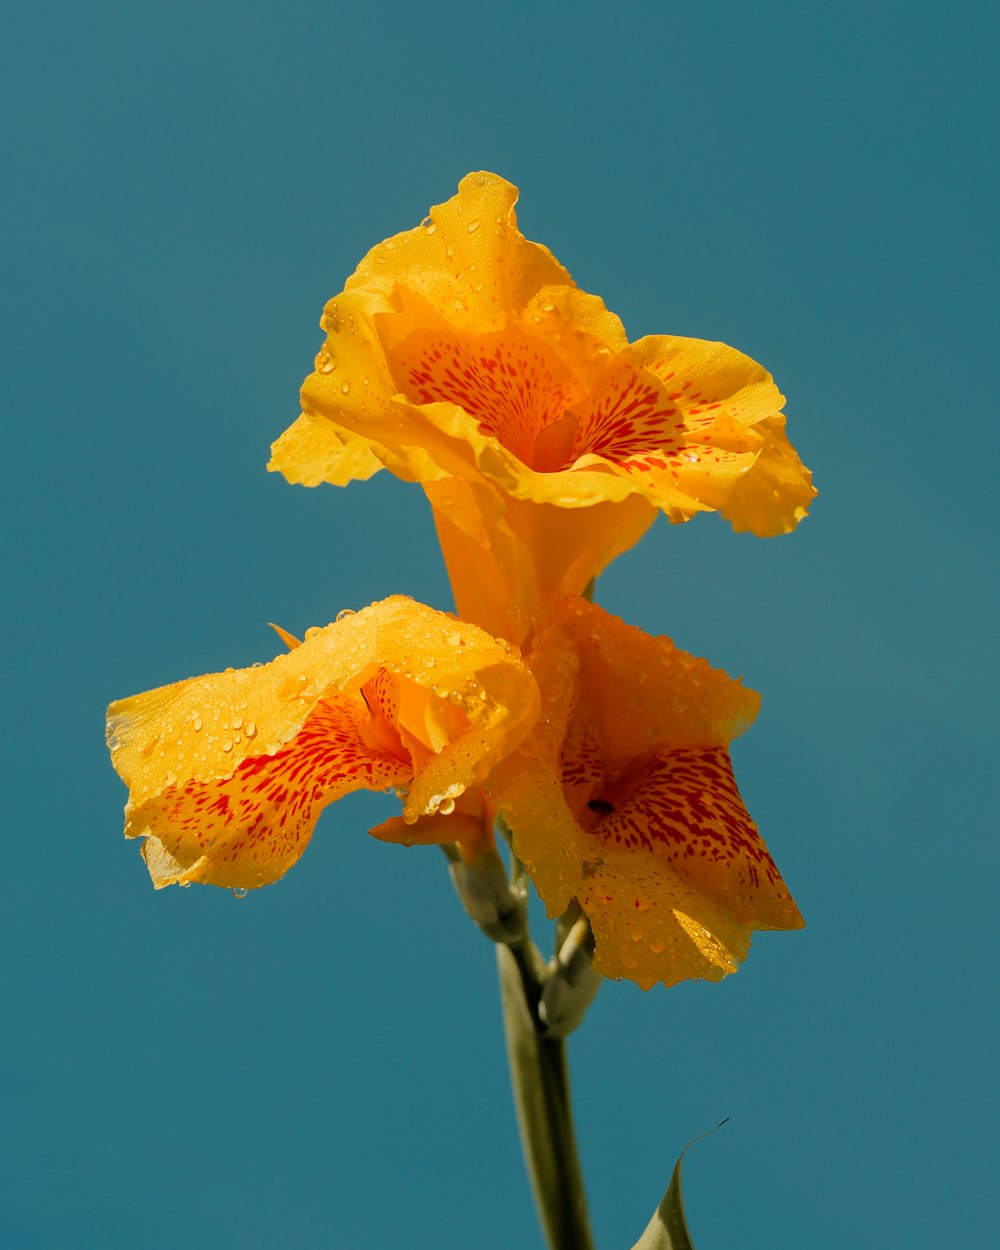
[245,722,257,739]
[193,717,203,732]
[446,244,455,258]
[466,219,480,233]
[336,608,355,621]
[341,381,351,396]
[222,738,233,752]
[232,887,249,899]
[230,717,243,730]
[438,797,456,815]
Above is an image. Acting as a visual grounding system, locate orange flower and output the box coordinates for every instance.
[490,598,803,989]
[270,172,814,642]
[106,597,538,889]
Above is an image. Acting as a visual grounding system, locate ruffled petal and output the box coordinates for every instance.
[108,597,539,888]
[128,696,409,889]
[345,171,580,332]
[268,410,385,488]
[721,414,817,536]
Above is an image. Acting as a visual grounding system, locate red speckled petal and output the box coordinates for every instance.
[377,287,588,466]
[108,596,540,890]
[585,748,802,930]
[128,697,410,889]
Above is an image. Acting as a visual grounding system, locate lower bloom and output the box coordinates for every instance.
[106,597,538,889]
[491,598,804,989]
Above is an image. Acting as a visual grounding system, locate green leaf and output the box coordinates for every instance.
[628,1120,729,1250]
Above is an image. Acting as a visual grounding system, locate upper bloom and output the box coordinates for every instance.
[270,172,815,642]
[106,597,538,889]
[490,598,803,989]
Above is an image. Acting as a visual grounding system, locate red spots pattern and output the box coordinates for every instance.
[389,325,582,466]
[142,696,410,879]
[584,747,793,908]
[568,360,685,465]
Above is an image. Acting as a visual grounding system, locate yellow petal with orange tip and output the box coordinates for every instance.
[107,597,539,889]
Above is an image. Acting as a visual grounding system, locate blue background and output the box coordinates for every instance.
[4,2,997,1246]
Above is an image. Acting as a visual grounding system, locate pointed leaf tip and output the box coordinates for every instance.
[628,1120,729,1250]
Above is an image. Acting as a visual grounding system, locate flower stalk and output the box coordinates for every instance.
[497,941,595,1250]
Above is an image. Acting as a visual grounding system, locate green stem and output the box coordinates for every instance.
[497,943,596,1250]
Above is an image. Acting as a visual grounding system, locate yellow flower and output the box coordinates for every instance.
[106,597,539,889]
[270,172,815,642]
[491,598,803,990]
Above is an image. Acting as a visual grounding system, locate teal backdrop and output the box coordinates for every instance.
[4,2,997,1247]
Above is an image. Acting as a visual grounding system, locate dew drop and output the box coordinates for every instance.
[445,244,455,259]
[438,797,456,815]
[245,722,257,739]
[230,716,243,730]
[649,939,665,954]
[319,357,337,374]
[222,739,233,752]
[466,219,480,233]
[422,220,437,235]
[341,381,351,395]
[336,608,356,621]
[232,887,249,899]
[474,282,484,293]
[193,717,203,732]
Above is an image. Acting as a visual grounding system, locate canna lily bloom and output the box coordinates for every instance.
[270,172,815,643]
[490,598,803,990]
[106,597,538,890]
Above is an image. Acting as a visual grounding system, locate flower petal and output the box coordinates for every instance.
[579,854,753,990]
[532,598,760,771]
[268,410,385,488]
[129,695,409,889]
[108,597,539,888]
[345,171,580,332]
[584,748,803,931]
[494,599,801,987]
[720,414,817,536]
